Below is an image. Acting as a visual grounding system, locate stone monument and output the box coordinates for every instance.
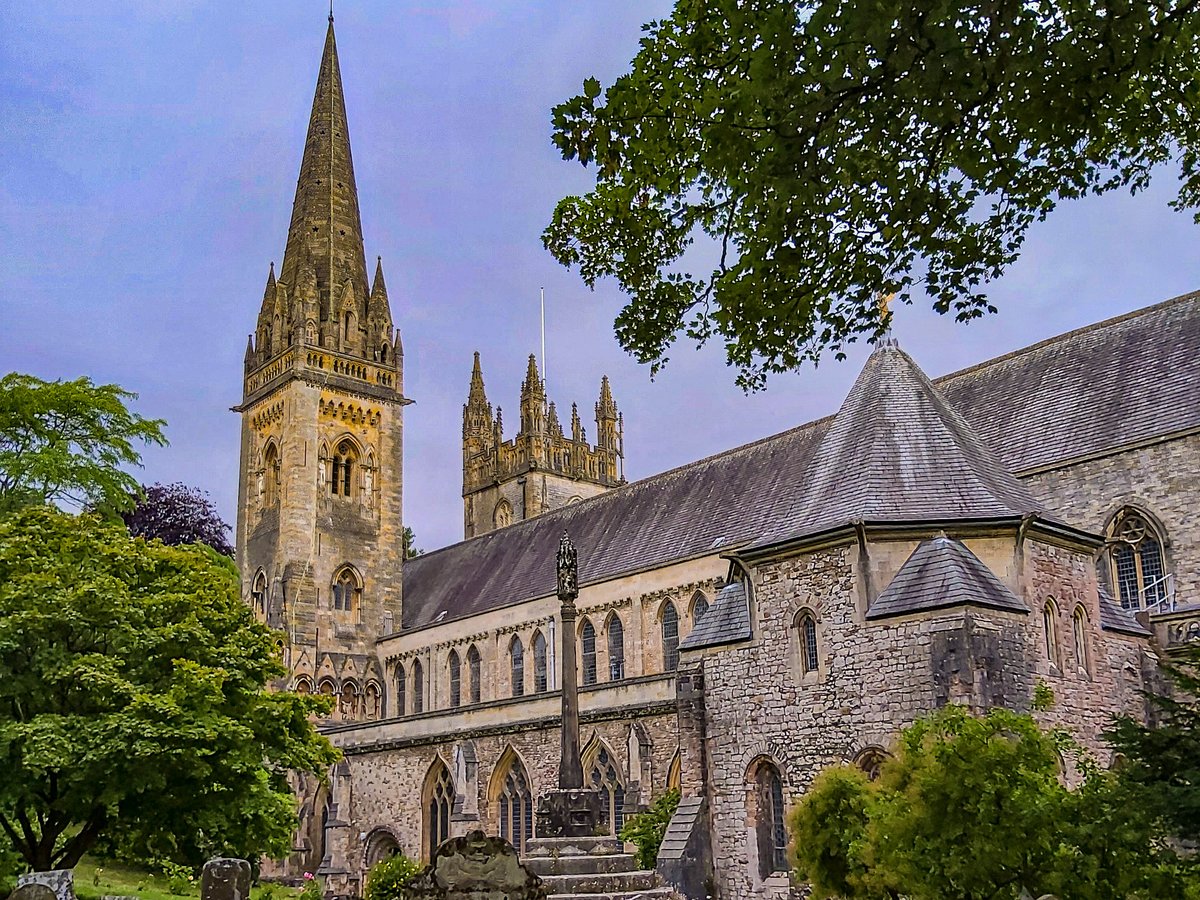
[200,858,252,900]
[400,830,546,899]
[534,533,603,838]
[15,870,74,900]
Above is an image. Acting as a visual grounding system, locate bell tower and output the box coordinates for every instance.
[234,16,407,717]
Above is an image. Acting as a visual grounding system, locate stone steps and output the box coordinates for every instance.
[524,833,677,899]
[548,890,675,900]
[525,853,638,877]
[540,870,659,894]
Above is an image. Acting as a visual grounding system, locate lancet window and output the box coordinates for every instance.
[468,645,481,704]
[1073,606,1091,676]
[251,569,267,620]
[394,662,406,717]
[691,590,709,623]
[533,631,548,693]
[425,762,454,862]
[412,658,425,714]
[494,754,534,856]
[607,615,625,680]
[798,611,819,675]
[510,637,524,698]
[448,650,461,709]
[581,619,597,686]
[661,601,680,672]
[586,746,625,834]
[331,440,357,497]
[331,566,361,616]
[749,758,787,878]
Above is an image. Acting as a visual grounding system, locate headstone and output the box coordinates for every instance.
[400,830,547,900]
[10,884,58,900]
[15,870,74,900]
[200,858,252,900]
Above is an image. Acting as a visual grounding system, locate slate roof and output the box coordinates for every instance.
[749,340,1049,550]
[1098,586,1154,637]
[679,582,751,650]
[865,536,1028,620]
[400,293,1200,633]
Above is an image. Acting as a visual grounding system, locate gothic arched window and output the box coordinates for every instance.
[749,758,787,878]
[448,650,461,709]
[1073,606,1091,676]
[467,645,481,705]
[1043,600,1061,670]
[510,637,525,698]
[607,615,625,681]
[424,761,454,862]
[364,682,381,720]
[691,590,709,624]
[331,440,357,497]
[251,569,268,620]
[580,619,597,686]
[262,443,280,507]
[494,752,534,856]
[331,566,362,617]
[1107,508,1169,609]
[854,747,889,782]
[797,610,819,676]
[661,602,680,672]
[394,662,406,717]
[586,745,625,834]
[339,680,359,719]
[412,658,425,714]
[494,499,513,529]
[532,631,548,693]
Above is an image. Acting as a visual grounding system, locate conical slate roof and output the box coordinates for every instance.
[279,17,369,314]
[751,339,1048,549]
[866,536,1027,620]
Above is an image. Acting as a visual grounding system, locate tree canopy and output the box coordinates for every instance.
[0,506,337,873]
[0,373,166,513]
[545,0,1200,389]
[122,482,233,557]
[789,704,1193,899]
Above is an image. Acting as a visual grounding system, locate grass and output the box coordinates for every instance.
[71,859,296,900]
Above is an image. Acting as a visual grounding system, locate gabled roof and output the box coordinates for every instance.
[679,582,751,651]
[1097,586,1153,637]
[400,293,1199,633]
[866,536,1027,620]
[750,340,1048,549]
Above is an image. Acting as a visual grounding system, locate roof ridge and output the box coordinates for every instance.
[933,289,1200,385]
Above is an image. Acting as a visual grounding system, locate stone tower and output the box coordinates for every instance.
[462,353,624,538]
[234,16,405,718]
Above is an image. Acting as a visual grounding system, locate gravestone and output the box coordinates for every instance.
[10,884,58,900]
[200,858,252,900]
[400,831,546,900]
[15,869,74,900]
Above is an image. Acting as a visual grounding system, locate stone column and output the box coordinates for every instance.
[557,532,582,790]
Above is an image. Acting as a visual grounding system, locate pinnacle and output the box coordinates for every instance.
[467,351,489,407]
[371,256,387,298]
[521,353,544,397]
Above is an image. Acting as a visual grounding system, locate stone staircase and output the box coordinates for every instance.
[524,836,677,900]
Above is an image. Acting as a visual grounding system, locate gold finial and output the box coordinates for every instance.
[878,291,896,320]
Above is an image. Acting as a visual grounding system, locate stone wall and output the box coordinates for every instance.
[1022,432,1200,604]
[691,531,1153,899]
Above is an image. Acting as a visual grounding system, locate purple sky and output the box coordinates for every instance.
[3,1,1199,552]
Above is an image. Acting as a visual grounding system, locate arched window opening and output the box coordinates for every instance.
[1043,601,1061,670]
[692,591,709,624]
[425,762,454,862]
[262,444,280,507]
[798,611,819,675]
[587,746,625,834]
[318,679,336,699]
[467,645,481,705]
[364,682,381,720]
[251,570,268,620]
[494,753,534,856]
[343,311,353,342]
[331,440,357,497]
[380,343,389,364]
[750,759,787,878]
[1108,509,1169,609]
[1073,607,1091,676]
[412,658,425,714]
[331,566,361,616]
[394,662,406,717]
[580,619,597,686]
[510,637,524,698]
[448,650,461,709]
[294,676,312,695]
[532,631,548,693]
[493,499,513,529]
[854,748,889,782]
[661,602,680,672]
[607,615,625,681]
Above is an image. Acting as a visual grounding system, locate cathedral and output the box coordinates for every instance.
[234,18,1200,900]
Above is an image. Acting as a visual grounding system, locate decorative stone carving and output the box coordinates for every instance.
[400,830,547,899]
[200,858,252,900]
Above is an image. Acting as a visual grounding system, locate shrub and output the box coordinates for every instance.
[363,854,421,900]
[158,860,195,896]
[298,873,322,900]
[619,788,680,870]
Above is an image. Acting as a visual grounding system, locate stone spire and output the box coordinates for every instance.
[594,375,619,451]
[463,351,494,440]
[278,16,369,334]
[547,401,563,439]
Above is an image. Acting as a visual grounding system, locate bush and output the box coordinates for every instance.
[619,788,680,870]
[157,860,195,896]
[363,854,421,900]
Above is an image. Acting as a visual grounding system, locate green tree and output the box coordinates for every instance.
[618,787,679,869]
[402,526,422,559]
[363,853,421,900]
[0,506,338,873]
[789,705,1189,899]
[1109,645,1200,843]
[545,1,1200,389]
[0,373,166,513]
